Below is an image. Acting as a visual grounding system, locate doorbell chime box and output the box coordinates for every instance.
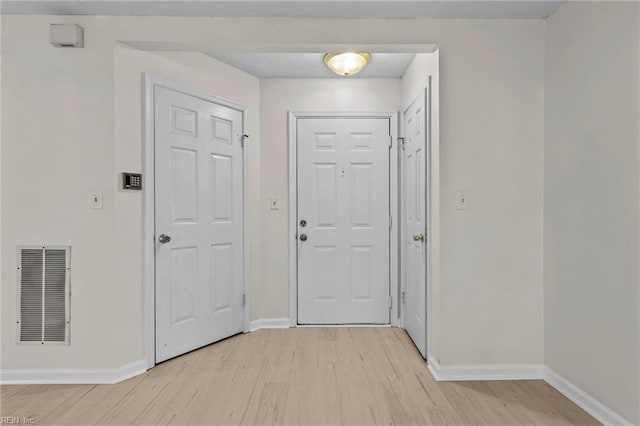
[50,24,84,48]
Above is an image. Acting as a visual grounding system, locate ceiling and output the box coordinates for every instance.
[1,1,564,19]
[207,52,416,78]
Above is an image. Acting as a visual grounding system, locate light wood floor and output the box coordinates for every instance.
[1,328,598,425]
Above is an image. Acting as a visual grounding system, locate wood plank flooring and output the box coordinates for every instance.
[1,328,598,425]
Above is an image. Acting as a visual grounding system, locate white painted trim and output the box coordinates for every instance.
[241,107,251,334]
[143,73,156,371]
[287,111,298,327]
[426,51,440,364]
[143,73,249,370]
[427,357,543,381]
[296,324,392,328]
[131,42,438,54]
[287,111,400,327]
[543,367,635,426]
[389,112,400,325]
[145,73,245,113]
[249,318,292,332]
[0,360,147,385]
[636,11,640,426]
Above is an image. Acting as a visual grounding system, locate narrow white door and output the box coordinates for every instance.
[402,90,428,357]
[155,85,244,363]
[297,118,390,324]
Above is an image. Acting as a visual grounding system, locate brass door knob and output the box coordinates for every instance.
[412,233,425,242]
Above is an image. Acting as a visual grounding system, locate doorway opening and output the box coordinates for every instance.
[291,113,397,326]
[144,73,250,365]
[136,46,440,368]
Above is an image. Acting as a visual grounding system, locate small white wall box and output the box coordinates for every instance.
[50,24,84,48]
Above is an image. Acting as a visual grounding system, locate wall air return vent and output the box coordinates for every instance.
[17,246,70,344]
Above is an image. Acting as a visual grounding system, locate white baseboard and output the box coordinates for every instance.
[543,367,634,426]
[0,359,148,385]
[426,360,633,425]
[427,357,543,381]
[296,324,391,328]
[249,318,291,332]
[0,345,633,426]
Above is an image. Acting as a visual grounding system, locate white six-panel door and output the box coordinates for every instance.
[402,91,428,357]
[297,118,390,324]
[154,85,244,363]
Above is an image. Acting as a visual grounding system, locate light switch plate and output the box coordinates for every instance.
[90,191,103,209]
[456,191,469,210]
[270,197,280,210]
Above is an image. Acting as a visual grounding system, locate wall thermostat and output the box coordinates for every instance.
[122,173,142,190]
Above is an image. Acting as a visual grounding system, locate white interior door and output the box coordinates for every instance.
[297,118,390,324]
[402,90,428,357]
[154,85,244,363]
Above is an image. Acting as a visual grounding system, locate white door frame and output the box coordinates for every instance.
[288,111,400,327]
[143,73,250,369]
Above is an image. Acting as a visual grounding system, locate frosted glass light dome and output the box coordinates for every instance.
[324,52,371,76]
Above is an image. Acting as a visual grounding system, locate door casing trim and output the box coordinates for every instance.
[288,111,399,327]
[143,72,249,369]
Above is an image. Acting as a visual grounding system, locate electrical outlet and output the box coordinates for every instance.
[90,191,103,209]
[270,197,280,210]
[456,191,469,210]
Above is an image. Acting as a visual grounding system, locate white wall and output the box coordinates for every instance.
[544,2,640,424]
[439,24,544,366]
[2,15,544,373]
[401,53,438,108]
[258,78,400,319]
[400,29,544,366]
[1,15,260,370]
[2,16,122,369]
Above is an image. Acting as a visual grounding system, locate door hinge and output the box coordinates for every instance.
[401,291,406,304]
[389,135,393,148]
[241,134,249,148]
[389,215,392,229]
[398,137,405,150]
[242,294,246,306]
[388,296,393,309]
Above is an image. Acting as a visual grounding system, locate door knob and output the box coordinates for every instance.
[158,234,171,244]
[300,219,307,227]
[299,234,308,242]
[412,233,425,242]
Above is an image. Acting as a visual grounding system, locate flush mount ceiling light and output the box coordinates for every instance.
[324,52,371,76]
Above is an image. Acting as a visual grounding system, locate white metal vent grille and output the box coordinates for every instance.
[17,246,70,344]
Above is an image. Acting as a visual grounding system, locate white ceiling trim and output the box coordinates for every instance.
[1,1,565,19]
